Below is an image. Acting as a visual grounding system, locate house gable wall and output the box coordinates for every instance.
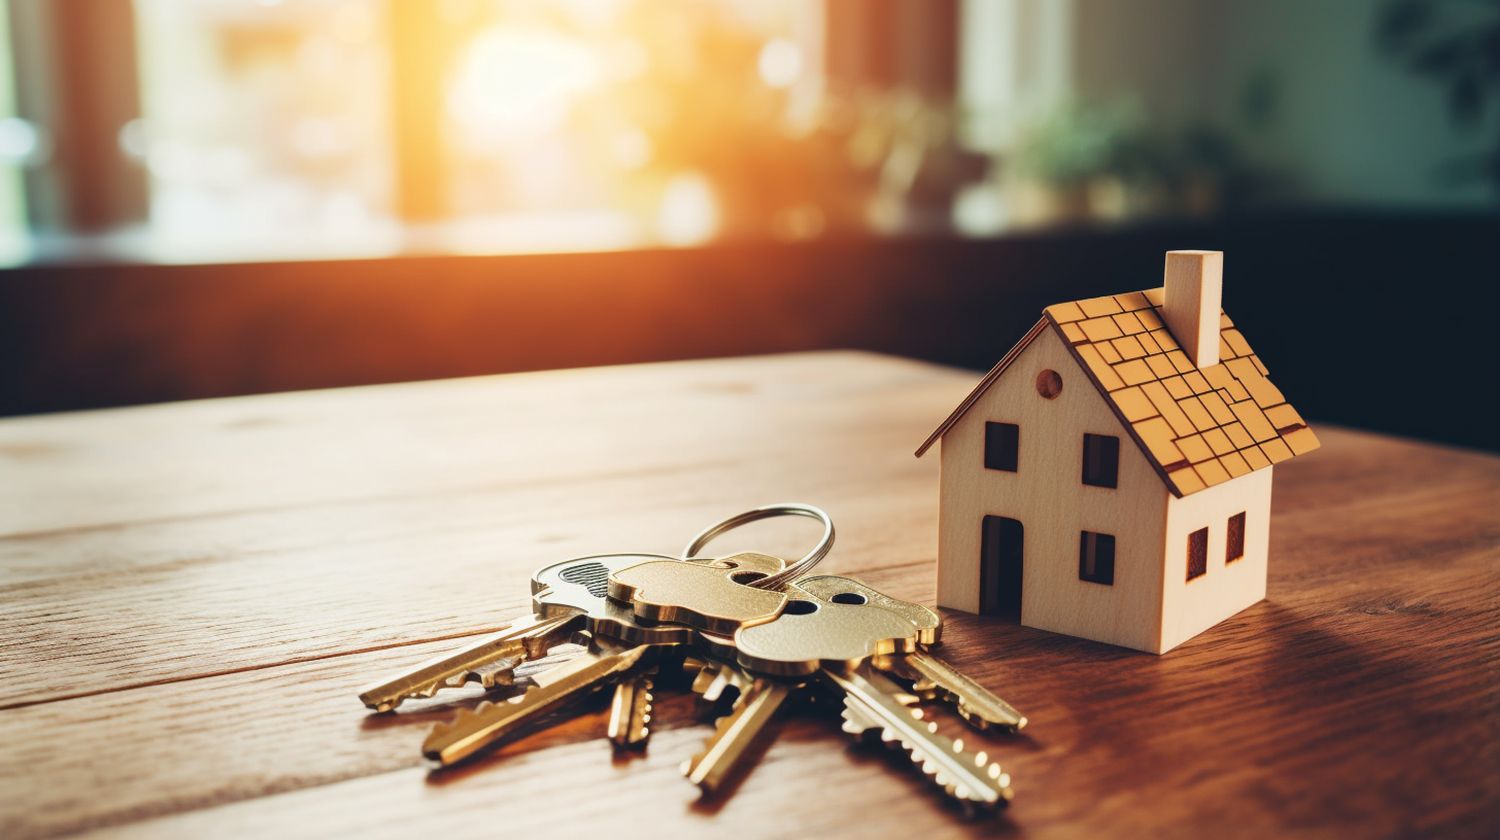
[936,326,1168,652]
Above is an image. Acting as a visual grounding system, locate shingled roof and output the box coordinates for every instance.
[915,287,1318,497]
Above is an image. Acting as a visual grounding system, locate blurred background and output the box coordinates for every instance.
[0,0,1496,449]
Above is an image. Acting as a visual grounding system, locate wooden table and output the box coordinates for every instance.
[2,351,1496,839]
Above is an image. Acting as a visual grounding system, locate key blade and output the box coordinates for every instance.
[828,669,1013,808]
[607,673,653,749]
[690,662,726,701]
[690,660,754,705]
[358,612,580,712]
[682,679,789,794]
[422,643,650,765]
[897,652,1028,732]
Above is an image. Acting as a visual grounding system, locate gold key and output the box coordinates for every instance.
[733,585,921,677]
[726,576,1015,808]
[682,677,790,794]
[364,505,1029,815]
[608,552,791,636]
[358,613,576,712]
[420,555,765,763]
[776,575,1027,732]
[795,575,942,645]
[878,652,1028,733]
[689,657,755,706]
[415,551,797,763]
[602,564,798,794]
[606,671,653,749]
[681,657,784,795]
[829,668,1014,809]
[423,637,657,765]
[359,552,683,713]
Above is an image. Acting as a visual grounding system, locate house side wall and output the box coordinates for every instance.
[1160,466,1273,652]
[936,327,1167,652]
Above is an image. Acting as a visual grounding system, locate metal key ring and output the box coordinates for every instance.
[681,503,834,589]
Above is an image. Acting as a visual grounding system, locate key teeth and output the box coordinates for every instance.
[427,699,488,741]
[839,697,1012,807]
[887,654,1027,734]
[839,697,880,736]
[425,688,524,742]
[956,703,1026,733]
[363,680,445,712]
[705,696,744,736]
[638,678,655,739]
[368,660,521,712]
[610,674,654,748]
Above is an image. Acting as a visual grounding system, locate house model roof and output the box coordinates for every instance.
[916,287,1319,497]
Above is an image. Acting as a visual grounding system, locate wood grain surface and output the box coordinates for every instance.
[1,351,1496,839]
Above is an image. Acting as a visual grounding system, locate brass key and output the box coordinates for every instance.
[421,554,790,763]
[606,672,653,749]
[726,576,1015,808]
[733,585,921,677]
[358,613,574,712]
[879,652,1028,733]
[360,552,696,712]
[681,657,786,795]
[774,575,1027,732]
[829,668,1013,809]
[795,575,941,645]
[423,638,656,765]
[608,552,791,636]
[682,677,790,794]
[689,657,755,706]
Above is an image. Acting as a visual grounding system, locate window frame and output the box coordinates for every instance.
[1081,433,1120,488]
[1078,530,1116,585]
[983,421,1019,472]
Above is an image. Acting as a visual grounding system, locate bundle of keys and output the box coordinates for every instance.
[358,503,1027,814]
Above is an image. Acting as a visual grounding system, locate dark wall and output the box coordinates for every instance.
[2,210,1496,451]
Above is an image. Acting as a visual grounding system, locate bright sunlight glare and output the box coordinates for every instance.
[448,29,600,139]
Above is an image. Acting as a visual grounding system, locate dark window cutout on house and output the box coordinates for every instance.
[1187,527,1208,580]
[1078,531,1116,585]
[1082,433,1119,488]
[1226,512,1246,563]
[984,422,1019,472]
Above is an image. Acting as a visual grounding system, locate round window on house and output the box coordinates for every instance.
[1036,369,1063,399]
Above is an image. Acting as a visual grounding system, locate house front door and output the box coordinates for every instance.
[980,515,1023,619]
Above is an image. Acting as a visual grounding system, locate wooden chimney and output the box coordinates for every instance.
[1162,250,1224,368]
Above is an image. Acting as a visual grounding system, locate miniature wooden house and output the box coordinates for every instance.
[915,250,1318,654]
